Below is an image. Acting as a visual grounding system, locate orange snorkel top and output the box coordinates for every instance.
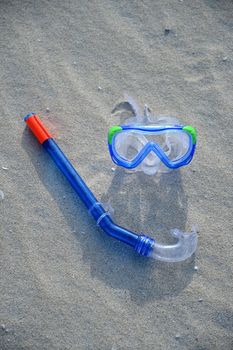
[24,113,52,144]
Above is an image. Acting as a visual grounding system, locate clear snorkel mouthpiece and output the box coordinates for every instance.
[148,227,198,262]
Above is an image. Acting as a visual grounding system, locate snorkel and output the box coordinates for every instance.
[24,113,197,262]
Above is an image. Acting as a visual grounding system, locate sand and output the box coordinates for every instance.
[0,0,233,349]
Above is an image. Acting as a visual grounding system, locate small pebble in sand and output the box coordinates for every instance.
[111,167,116,172]
[63,195,66,199]
[97,86,102,91]
[194,265,199,271]
[164,28,171,35]
[175,334,180,339]
[222,57,228,62]
[198,298,203,302]
[38,39,41,42]
[2,166,8,170]
[1,324,5,331]
[144,104,151,117]
[73,61,77,65]
[0,190,4,201]
[46,108,50,113]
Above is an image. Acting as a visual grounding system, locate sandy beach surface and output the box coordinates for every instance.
[0,1,233,349]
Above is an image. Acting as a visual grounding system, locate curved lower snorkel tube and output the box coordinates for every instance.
[24,113,197,262]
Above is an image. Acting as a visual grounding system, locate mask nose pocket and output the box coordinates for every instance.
[141,152,161,175]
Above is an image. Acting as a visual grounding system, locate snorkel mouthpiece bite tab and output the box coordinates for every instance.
[24,113,52,144]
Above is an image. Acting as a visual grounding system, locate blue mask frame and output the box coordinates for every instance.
[108,125,197,169]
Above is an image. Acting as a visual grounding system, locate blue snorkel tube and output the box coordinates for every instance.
[24,113,197,262]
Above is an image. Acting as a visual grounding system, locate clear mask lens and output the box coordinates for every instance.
[114,129,190,163]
